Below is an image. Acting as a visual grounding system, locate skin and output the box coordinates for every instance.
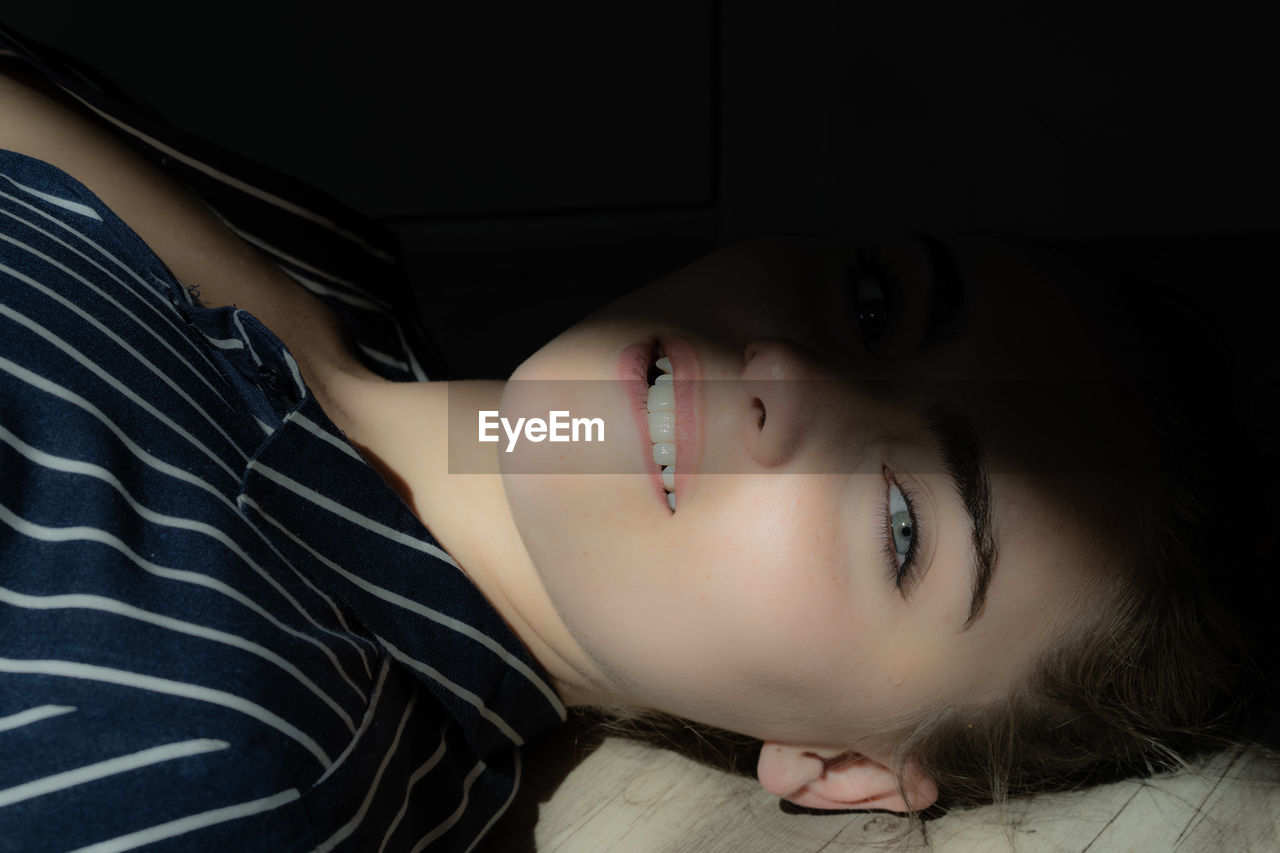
[371,232,1154,809]
[494,232,1149,725]
[1,64,1155,810]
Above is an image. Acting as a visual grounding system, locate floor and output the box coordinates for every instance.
[485,721,1280,852]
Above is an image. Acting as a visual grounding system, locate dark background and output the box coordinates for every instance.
[3,3,1276,385]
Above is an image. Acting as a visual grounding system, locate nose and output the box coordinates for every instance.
[741,338,831,468]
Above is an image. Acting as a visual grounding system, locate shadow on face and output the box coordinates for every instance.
[576,230,1161,479]
[499,229,1167,746]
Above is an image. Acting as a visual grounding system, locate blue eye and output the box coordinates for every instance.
[882,475,921,592]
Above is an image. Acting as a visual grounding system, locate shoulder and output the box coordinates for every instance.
[0,60,274,304]
[0,61,378,401]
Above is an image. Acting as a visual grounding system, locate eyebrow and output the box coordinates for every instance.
[921,398,997,630]
[902,233,996,626]
[908,231,971,354]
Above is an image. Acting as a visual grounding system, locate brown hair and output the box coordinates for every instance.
[886,271,1278,810]
[904,252,1278,815]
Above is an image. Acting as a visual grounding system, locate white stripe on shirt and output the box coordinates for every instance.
[0,658,330,768]
[281,348,306,400]
[67,788,302,853]
[242,463,458,565]
[0,587,356,733]
[209,210,375,294]
[313,659,393,790]
[378,728,450,853]
[378,638,523,747]
[277,265,393,311]
[356,341,411,373]
[203,334,246,350]
[0,294,243,481]
[0,408,376,689]
[0,739,228,809]
[0,172,102,220]
[0,241,247,448]
[241,496,566,720]
[0,499,368,706]
[59,87,397,264]
[0,354,234,504]
[392,315,431,382]
[464,750,522,853]
[292,412,366,463]
[231,310,264,366]
[410,760,487,853]
[0,704,75,734]
[311,690,418,853]
[0,182,188,328]
[0,196,231,400]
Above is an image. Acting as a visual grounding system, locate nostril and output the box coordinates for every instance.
[753,398,766,429]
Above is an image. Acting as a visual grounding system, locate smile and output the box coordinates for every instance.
[620,337,700,515]
[645,353,677,510]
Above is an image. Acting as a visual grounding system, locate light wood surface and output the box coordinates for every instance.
[485,722,1280,852]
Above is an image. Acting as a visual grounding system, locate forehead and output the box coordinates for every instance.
[908,233,1149,379]
[793,233,1158,467]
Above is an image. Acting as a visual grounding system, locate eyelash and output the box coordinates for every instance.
[853,248,920,592]
[879,467,923,593]
[847,243,902,351]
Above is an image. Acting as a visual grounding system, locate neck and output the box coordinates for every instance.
[318,371,603,707]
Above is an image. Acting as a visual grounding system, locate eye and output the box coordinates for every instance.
[888,483,915,566]
[881,473,922,593]
[847,244,899,352]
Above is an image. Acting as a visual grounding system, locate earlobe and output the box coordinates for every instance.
[756,742,939,813]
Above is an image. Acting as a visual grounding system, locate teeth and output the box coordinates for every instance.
[646,382,674,412]
[648,411,675,441]
[652,442,676,466]
[645,354,677,511]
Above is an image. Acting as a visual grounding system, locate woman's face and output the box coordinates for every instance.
[498,232,1151,750]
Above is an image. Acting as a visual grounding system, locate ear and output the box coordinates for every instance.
[756,742,938,813]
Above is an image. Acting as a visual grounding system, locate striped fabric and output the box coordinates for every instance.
[0,25,565,853]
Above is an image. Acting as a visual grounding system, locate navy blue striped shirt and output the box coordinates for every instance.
[0,24,564,853]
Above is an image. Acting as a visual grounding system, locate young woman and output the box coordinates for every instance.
[0,25,1272,852]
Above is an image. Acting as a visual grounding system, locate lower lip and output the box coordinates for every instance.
[616,337,702,514]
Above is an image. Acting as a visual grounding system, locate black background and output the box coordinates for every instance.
[3,3,1276,383]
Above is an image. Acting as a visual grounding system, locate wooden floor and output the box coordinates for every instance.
[484,720,1280,852]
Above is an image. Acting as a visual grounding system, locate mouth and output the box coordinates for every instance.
[644,343,678,512]
[621,339,678,514]
[619,337,702,516]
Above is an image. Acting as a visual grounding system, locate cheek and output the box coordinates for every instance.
[513,474,861,693]
[691,475,849,597]
[647,480,863,700]
[713,490,851,644]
